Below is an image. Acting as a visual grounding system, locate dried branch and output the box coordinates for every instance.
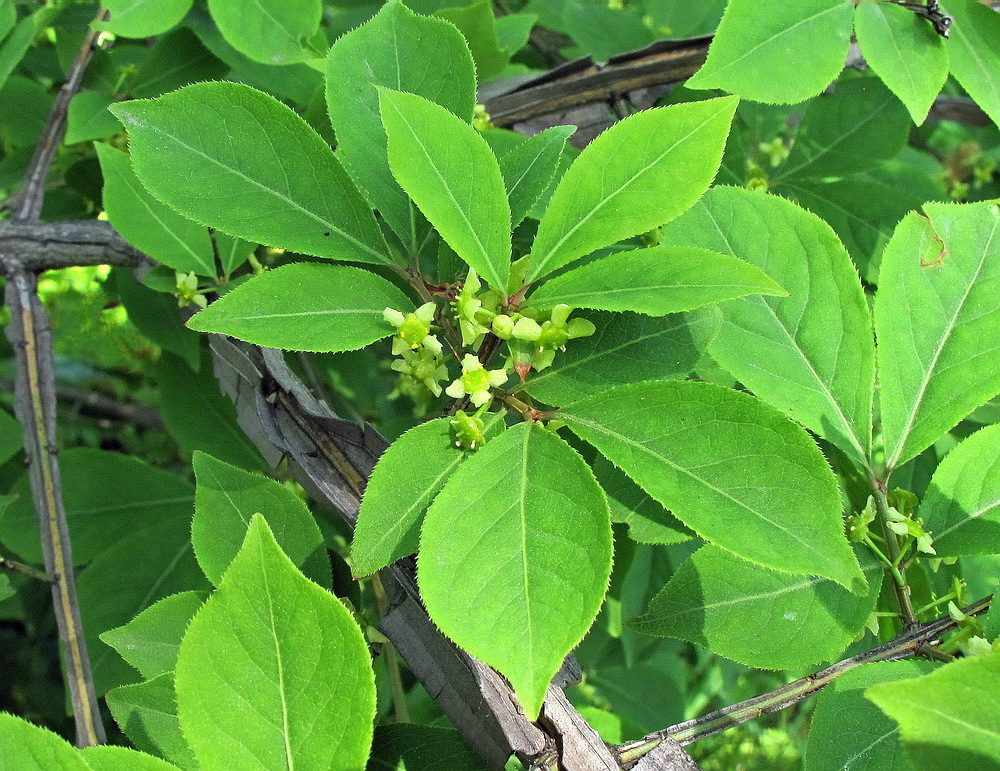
[0,221,147,271]
[615,595,992,765]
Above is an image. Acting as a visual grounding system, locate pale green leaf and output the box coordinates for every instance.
[631,545,882,669]
[106,675,196,769]
[193,451,327,586]
[805,661,935,771]
[325,1,476,251]
[95,143,215,276]
[175,515,375,770]
[660,186,875,470]
[777,78,911,180]
[875,202,1000,470]
[561,380,864,590]
[0,712,88,771]
[352,412,506,576]
[79,745,182,770]
[207,0,320,64]
[520,310,708,406]
[855,2,949,124]
[100,591,206,680]
[686,0,854,104]
[946,0,1000,129]
[527,96,738,282]
[110,82,390,266]
[527,245,786,316]
[500,125,575,228]
[187,263,412,352]
[419,423,612,719]
[918,424,1000,556]
[98,0,193,38]
[866,654,1000,769]
[380,89,511,292]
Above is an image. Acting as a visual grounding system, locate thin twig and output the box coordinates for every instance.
[1,556,55,583]
[615,596,991,764]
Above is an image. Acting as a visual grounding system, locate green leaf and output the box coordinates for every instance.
[875,202,1000,470]
[125,27,229,99]
[436,0,508,80]
[0,574,13,603]
[207,0,320,64]
[213,233,256,279]
[193,451,327,586]
[100,591,206,681]
[106,674,197,769]
[352,412,505,576]
[0,712,88,770]
[946,0,1000,129]
[776,78,911,180]
[65,91,121,144]
[110,82,389,266]
[527,245,786,316]
[325,1,476,251]
[98,0,193,38]
[158,350,267,471]
[113,268,202,370]
[527,96,738,282]
[593,456,693,545]
[562,2,655,62]
[686,0,854,104]
[854,2,949,124]
[984,593,1000,640]
[918,424,1000,557]
[561,380,864,590]
[368,724,484,771]
[95,144,215,277]
[500,125,575,228]
[419,423,613,719]
[78,745,182,770]
[520,310,708,406]
[380,89,511,292]
[866,654,1000,769]
[0,448,194,566]
[0,405,22,466]
[631,545,882,669]
[661,187,876,470]
[175,515,375,770]
[187,263,412,353]
[804,660,935,771]
[0,11,46,94]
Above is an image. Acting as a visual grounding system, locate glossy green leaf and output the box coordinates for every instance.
[100,592,206,681]
[110,82,389,265]
[561,380,864,590]
[0,712,88,770]
[193,451,327,586]
[527,96,738,282]
[106,674,196,769]
[187,263,412,352]
[98,0,192,38]
[175,515,375,770]
[325,1,475,251]
[805,660,935,771]
[158,351,267,471]
[380,89,511,292]
[918,424,1000,557]
[0,448,194,566]
[520,310,708,406]
[631,545,881,669]
[660,186,875,470]
[368,724,484,771]
[419,423,613,719]
[207,0,320,64]
[875,202,1000,470]
[95,144,215,276]
[527,245,786,315]
[946,0,1000,129]
[686,0,853,103]
[78,745,182,770]
[866,654,1000,769]
[77,518,209,695]
[500,125,575,228]
[855,2,949,124]
[593,456,693,545]
[352,412,505,576]
[777,78,911,180]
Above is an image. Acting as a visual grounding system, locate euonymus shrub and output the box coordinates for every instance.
[4,0,995,766]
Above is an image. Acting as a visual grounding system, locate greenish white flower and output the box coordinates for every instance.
[446,354,508,407]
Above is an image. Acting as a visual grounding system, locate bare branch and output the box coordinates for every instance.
[0,221,147,272]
